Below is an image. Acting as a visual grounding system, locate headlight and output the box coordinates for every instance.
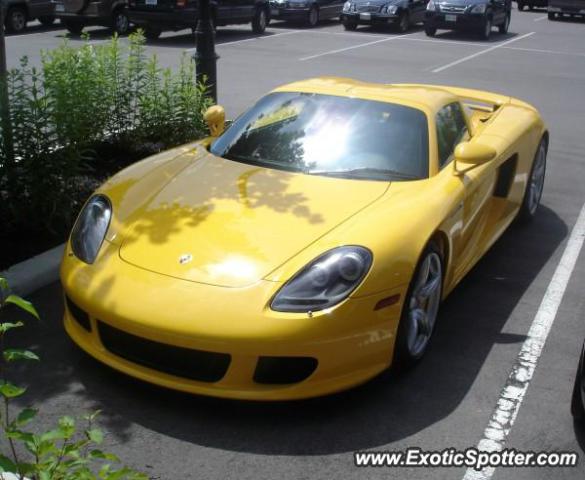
[427,0,437,10]
[471,3,486,13]
[71,195,112,264]
[343,1,352,12]
[271,246,372,313]
[386,5,398,14]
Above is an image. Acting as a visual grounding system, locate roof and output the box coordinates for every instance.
[271,77,458,112]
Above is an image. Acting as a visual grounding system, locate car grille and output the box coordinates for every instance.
[254,356,318,384]
[97,321,231,382]
[357,4,382,13]
[439,3,468,13]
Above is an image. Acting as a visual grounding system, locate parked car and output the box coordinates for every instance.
[270,0,344,27]
[341,0,428,31]
[424,0,511,39]
[52,0,131,36]
[572,341,585,422]
[2,0,55,33]
[548,0,585,19]
[61,78,549,400]
[127,0,270,40]
[515,0,547,11]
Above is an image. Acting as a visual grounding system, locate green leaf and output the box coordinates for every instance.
[90,450,119,462]
[0,277,8,292]
[58,415,76,439]
[0,454,17,473]
[16,407,38,426]
[87,428,104,444]
[0,322,24,333]
[4,349,40,362]
[5,295,40,320]
[0,382,26,398]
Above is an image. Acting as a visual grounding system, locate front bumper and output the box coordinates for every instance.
[270,6,310,20]
[424,11,487,30]
[341,12,400,25]
[127,9,198,29]
[61,240,405,400]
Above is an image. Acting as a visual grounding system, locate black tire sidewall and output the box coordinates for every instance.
[6,7,27,33]
[113,10,130,35]
[518,138,547,223]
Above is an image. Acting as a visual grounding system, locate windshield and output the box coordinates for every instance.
[210,92,429,181]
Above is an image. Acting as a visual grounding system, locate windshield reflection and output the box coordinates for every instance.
[210,92,429,181]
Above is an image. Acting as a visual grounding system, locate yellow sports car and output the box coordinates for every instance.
[61,77,548,400]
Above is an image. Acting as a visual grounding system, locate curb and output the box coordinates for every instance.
[0,243,65,299]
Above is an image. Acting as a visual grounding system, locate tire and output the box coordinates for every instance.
[397,11,409,33]
[392,240,444,371]
[307,5,319,27]
[112,9,130,35]
[479,16,492,39]
[64,19,84,35]
[424,25,436,36]
[571,347,585,421]
[343,20,358,30]
[144,25,162,40]
[5,7,27,34]
[517,1,525,10]
[528,4,534,10]
[498,12,510,33]
[548,12,556,20]
[518,138,547,223]
[252,7,268,33]
[38,15,56,26]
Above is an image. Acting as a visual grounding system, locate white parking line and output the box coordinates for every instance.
[504,45,585,57]
[462,201,585,480]
[534,15,548,21]
[299,32,415,61]
[184,30,300,52]
[432,32,535,73]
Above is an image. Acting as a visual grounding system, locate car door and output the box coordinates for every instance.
[28,0,55,18]
[225,0,255,21]
[437,103,498,283]
[318,0,345,19]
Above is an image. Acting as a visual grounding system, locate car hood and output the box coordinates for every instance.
[118,153,389,288]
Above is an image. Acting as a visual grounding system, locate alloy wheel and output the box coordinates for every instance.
[527,143,546,215]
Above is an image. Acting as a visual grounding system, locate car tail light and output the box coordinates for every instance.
[177,0,187,7]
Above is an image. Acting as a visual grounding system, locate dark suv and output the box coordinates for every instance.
[53,0,131,35]
[127,0,270,39]
[2,0,55,33]
[548,0,585,20]
[424,0,511,39]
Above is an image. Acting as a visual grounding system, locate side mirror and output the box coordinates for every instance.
[204,105,226,137]
[453,141,497,175]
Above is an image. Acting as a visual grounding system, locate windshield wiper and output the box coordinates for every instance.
[308,167,417,180]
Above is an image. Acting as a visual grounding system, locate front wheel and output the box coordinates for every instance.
[498,12,510,33]
[396,11,409,33]
[393,241,443,370]
[112,10,130,35]
[252,7,268,33]
[5,7,27,33]
[343,20,358,30]
[64,19,84,36]
[479,17,492,39]
[424,25,436,36]
[307,6,319,27]
[38,15,56,26]
[571,347,585,421]
[518,139,547,223]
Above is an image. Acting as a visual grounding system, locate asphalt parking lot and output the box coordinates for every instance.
[5,7,585,480]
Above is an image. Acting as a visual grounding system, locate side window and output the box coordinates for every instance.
[436,103,469,168]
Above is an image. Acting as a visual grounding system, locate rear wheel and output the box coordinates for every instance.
[5,7,27,33]
[498,12,510,33]
[518,139,547,222]
[571,347,585,421]
[38,15,56,26]
[64,19,84,35]
[479,16,492,39]
[112,9,130,35]
[144,25,162,39]
[393,241,443,370]
[252,7,268,33]
[397,11,409,32]
[424,25,436,36]
[307,5,319,27]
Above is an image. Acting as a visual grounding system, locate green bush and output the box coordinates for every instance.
[0,32,211,239]
[0,278,147,480]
